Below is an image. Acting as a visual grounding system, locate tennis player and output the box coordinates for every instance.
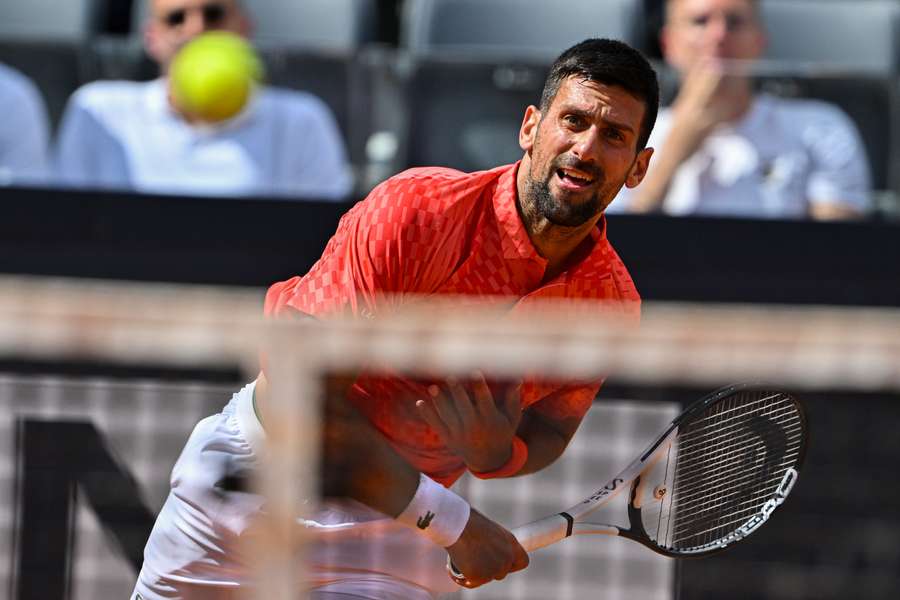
[133,38,658,600]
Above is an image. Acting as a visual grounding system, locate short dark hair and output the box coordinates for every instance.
[539,38,659,151]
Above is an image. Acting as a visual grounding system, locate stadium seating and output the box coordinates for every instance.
[399,56,550,172]
[756,74,899,193]
[402,0,645,58]
[760,0,899,74]
[0,40,89,132]
[0,0,102,129]
[389,0,647,173]
[0,0,103,41]
[130,0,379,50]
[248,0,379,49]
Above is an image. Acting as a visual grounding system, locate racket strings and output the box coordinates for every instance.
[650,427,794,545]
[672,421,802,497]
[650,458,794,546]
[677,402,801,452]
[684,393,785,429]
[674,424,803,484]
[656,392,805,551]
[675,404,801,461]
[669,470,796,535]
[668,451,801,506]
[672,425,804,489]
[677,404,801,456]
[677,394,801,461]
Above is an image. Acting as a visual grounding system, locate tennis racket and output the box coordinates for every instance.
[450,383,808,584]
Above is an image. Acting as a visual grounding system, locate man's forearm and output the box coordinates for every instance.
[515,411,582,475]
[630,123,704,213]
[320,384,421,517]
[257,371,419,517]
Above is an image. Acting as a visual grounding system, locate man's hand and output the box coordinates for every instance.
[416,373,522,473]
[446,508,529,588]
[668,61,732,148]
[630,58,754,213]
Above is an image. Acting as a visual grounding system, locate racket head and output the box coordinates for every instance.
[623,383,809,557]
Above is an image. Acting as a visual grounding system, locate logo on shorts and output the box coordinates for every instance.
[417,511,435,529]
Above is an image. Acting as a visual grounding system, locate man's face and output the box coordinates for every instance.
[144,0,249,70]
[662,0,766,72]
[518,76,653,227]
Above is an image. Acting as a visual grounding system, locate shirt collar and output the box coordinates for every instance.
[492,161,546,265]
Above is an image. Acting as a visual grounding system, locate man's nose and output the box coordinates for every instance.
[182,9,210,36]
[570,128,602,163]
[705,14,730,43]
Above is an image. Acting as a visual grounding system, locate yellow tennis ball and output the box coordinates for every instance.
[169,32,263,123]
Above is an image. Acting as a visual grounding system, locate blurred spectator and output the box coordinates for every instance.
[54,0,352,200]
[613,0,871,220]
[0,62,50,185]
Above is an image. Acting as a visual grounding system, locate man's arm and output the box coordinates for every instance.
[0,71,49,182]
[810,202,866,221]
[515,405,583,475]
[417,376,593,478]
[804,102,873,222]
[53,88,129,189]
[630,63,750,213]
[256,372,528,588]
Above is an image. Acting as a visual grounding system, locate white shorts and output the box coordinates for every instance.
[133,382,457,600]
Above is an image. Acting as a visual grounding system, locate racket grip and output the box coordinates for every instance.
[447,515,569,585]
[511,514,570,553]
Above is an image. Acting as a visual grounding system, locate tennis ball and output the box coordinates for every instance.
[169,31,263,123]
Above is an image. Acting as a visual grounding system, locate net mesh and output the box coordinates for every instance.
[1,276,899,599]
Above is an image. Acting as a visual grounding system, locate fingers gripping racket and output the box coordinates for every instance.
[451,384,808,583]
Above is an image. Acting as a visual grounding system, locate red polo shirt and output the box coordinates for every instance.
[265,162,640,484]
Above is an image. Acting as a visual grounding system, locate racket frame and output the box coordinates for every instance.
[449,383,808,584]
[512,383,808,557]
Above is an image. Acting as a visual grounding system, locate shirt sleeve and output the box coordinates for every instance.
[0,70,50,184]
[53,87,131,190]
[802,102,872,213]
[277,92,353,201]
[265,174,466,319]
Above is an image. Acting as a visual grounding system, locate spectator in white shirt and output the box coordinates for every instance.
[612,0,871,220]
[0,62,50,186]
[54,0,352,200]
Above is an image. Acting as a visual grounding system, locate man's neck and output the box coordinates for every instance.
[720,78,756,124]
[515,161,600,281]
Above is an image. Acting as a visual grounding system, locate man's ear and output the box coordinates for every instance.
[518,105,541,153]
[625,147,654,188]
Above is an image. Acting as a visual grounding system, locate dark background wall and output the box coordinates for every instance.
[3,185,899,305]
[2,184,899,599]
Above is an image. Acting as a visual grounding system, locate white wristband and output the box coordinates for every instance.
[396,474,470,547]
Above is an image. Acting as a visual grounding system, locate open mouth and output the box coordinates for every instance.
[556,167,596,189]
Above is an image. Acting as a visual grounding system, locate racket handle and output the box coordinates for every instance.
[511,514,570,553]
[448,515,569,585]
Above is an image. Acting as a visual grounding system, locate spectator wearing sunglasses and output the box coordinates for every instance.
[53,0,353,200]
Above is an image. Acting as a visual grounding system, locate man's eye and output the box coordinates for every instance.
[606,129,624,141]
[563,115,582,126]
[725,15,748,31]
